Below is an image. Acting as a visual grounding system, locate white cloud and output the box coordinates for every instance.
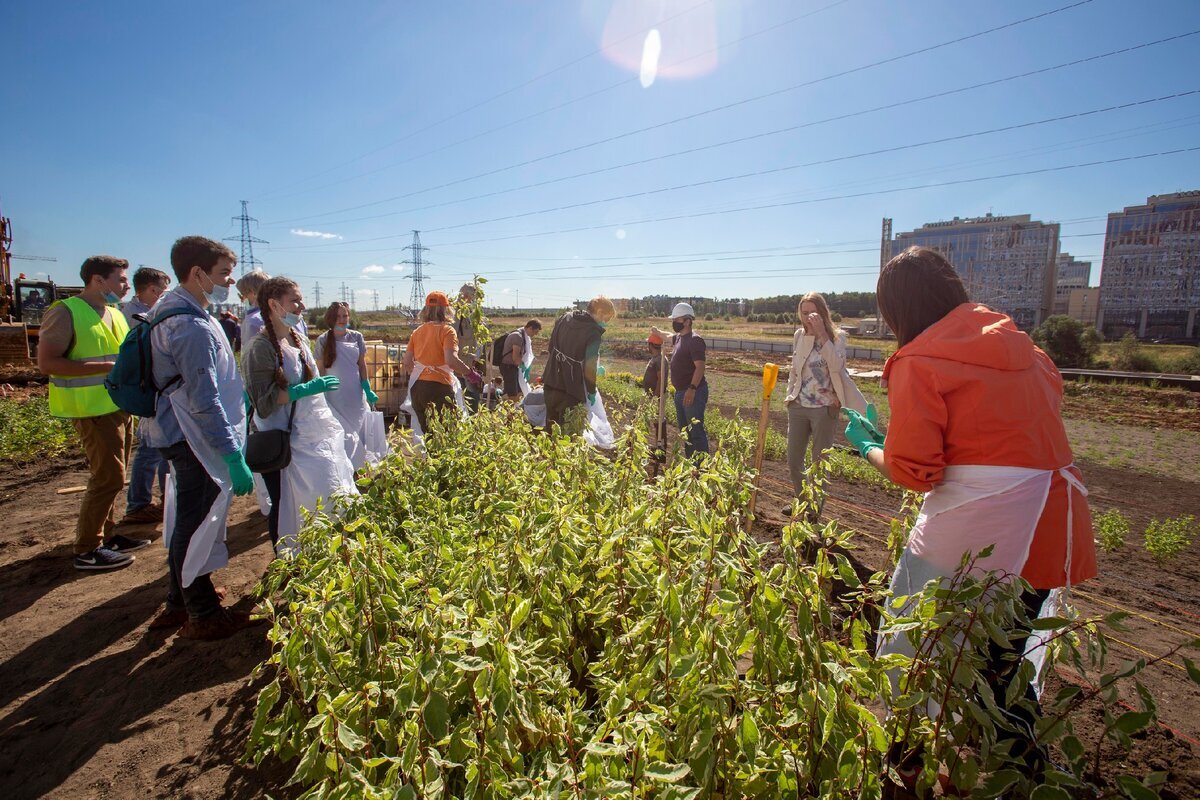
[290,228,342,240]
[392,265,406,272]
[361,265,386,275]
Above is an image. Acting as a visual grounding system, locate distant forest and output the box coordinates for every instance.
[619,292,876,319]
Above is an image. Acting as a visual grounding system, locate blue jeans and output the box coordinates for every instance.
[159,441,222,620]
[673,382,710,458]
[127,425,167,512]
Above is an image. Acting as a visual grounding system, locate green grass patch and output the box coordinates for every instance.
[0,396,77,463]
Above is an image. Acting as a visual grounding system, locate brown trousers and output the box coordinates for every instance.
[71,411,133,554]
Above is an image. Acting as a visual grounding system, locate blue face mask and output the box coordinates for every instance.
[335,324,348,332]
[200,270,230,305]
[281,312,302,328]
[104,291,122,304]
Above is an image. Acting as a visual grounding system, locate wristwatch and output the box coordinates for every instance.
[689,383,699,390]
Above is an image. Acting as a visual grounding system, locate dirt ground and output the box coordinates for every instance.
[1,361,1199,798]
[0,455,292,799]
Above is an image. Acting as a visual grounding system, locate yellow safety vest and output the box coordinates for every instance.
[47,296,130,419]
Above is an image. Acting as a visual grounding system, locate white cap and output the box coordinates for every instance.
[669,302,695,319]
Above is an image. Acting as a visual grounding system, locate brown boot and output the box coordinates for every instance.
[179,607,264,641]
[119,505,164,526]
[149,607,187,630]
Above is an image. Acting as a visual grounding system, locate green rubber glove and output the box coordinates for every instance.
[222,450,255,496]
[288,375,340,402]
[587,390,597,406]
[360,378,379,405]
[596,364,606,377]
[843,404,885,458]
[520,364,531,381]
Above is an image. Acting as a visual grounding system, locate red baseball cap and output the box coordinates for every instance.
[648,332,664,346]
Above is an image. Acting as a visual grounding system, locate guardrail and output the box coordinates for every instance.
[1058,368,1200,392]
[607,336,883,360]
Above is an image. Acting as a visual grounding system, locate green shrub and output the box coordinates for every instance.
[248,412,1191,799]
[0,396,77,463]
[1030,316,1101,368]
[1113,333,1162,372]
[1094,508,1130,552]
[1144,515,1196,561]
[1168,347,1200,375]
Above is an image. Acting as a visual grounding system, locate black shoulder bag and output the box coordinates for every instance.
[244,401,297,473]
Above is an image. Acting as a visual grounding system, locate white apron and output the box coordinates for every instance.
[253,341,359,554]
[400,361,465,446]
[879,464,1088,707]
[322,334,370,469]
[517,333,534,397]
[161,314,247,588]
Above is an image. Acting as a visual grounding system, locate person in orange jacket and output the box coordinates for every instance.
[844,246,1097,786]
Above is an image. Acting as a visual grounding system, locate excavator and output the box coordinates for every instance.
[1,207,78,362]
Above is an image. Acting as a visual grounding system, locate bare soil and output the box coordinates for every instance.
[0,454,292,800]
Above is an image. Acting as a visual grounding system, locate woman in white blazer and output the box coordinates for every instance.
[783,292,867,515]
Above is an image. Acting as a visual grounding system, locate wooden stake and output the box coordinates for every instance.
[654,345,669,467]
[744,363,779,531]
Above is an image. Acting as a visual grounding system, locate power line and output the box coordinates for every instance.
[275,30,1200,231]
[418,90,1199,235]
[265,0,1099,226]
[429,146,1200,248]
[271,90,1200,250]
[258,0,854,205]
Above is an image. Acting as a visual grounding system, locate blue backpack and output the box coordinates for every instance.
[105,307,207,417]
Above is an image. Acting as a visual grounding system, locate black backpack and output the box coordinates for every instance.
[105,307,208,417]
[492,330,520,367]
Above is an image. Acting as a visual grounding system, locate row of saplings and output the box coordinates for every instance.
[246,408,1196,799]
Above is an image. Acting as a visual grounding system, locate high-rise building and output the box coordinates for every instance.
[889,213,1059,329]
[1053,253,1092,316]
[1098,191,1200,340]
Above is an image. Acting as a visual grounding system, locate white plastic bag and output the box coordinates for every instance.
[582,390,615,450]
[362,410,390,465]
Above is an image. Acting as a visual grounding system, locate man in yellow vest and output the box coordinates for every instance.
[37,256,151,571]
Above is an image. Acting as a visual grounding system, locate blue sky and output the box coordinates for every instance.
[3,0,1198,311]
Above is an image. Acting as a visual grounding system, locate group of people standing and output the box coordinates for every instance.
[38,237,387,640]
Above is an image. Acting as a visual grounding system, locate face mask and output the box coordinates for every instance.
[671,320,685,333]
[281,312,302,328]
[104,291,122,304]
[199,270,230,304]
[597,322,607,330]
[335,324,348,332]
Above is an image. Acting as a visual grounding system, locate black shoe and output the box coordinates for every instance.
[74,546,134,571]
[106,533,151,553]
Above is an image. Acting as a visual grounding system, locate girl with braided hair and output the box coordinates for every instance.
[242,277,357,555]
[314,302,387,469]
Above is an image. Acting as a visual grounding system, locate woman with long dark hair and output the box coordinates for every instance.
[845,246,1097,788]
[242,277,357,554]
[314,302,383,469]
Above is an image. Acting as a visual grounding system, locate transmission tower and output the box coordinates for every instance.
[372,290,380,311]
[401,231,430,313]
[224,200,268,275]
[339,282,350,304]
[312,282,322,307]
